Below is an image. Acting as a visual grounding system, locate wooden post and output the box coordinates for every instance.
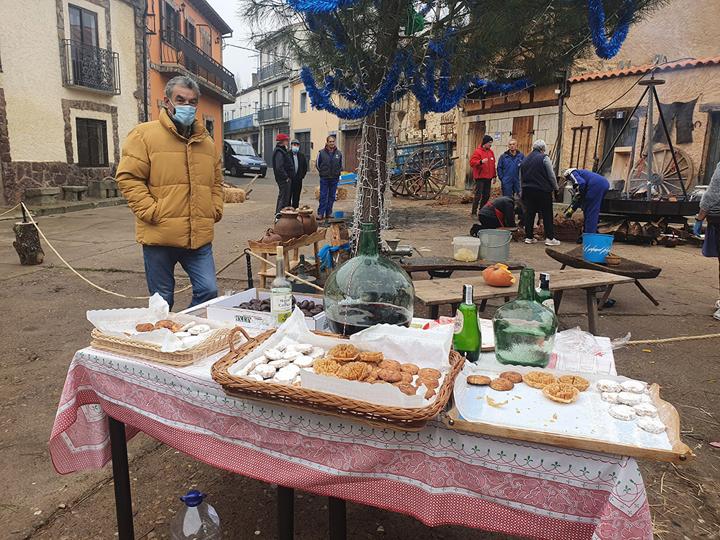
[13,222,44,265]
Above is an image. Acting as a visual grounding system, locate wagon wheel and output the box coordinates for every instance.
[389,172,413,197]
[403,148,448,200]
[628,145,693,198]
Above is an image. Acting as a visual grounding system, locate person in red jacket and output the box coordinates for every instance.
[469,135,496,216]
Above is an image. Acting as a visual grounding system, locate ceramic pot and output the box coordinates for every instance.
[259,228,283,244]
[274,207,304,241]
[297,206,318,235]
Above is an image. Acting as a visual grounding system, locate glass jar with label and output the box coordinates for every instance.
[270,245,293,325]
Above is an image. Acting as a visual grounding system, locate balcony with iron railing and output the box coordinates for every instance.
[257,103,290,124]
[61,39,120,94]
[159,30,237,104]
[258,60,290,83]
[224,113,258,134]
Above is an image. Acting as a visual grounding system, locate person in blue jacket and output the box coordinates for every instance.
[496,139,524,197]
[562,168,610,233]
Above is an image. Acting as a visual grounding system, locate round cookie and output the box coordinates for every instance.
[499,371,523,384]
[490,378,514,391]
[379,359,401,371]
[401,363,419,375]
[419,367,442,380]
[466,375,491,386]
[378,368,403,383]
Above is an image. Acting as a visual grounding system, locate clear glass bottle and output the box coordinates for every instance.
[453,284,481,362]
[493,268,558,367]
[270,245,293,325]
[535,272,555,313]
[323,222,414,336]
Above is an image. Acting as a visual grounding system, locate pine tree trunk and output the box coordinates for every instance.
[356,103,391,230]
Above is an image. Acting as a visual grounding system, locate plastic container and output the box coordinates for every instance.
[452,236,481,262]
[478,229,511,262]
[170,490,221,540]
[582,233,614,263]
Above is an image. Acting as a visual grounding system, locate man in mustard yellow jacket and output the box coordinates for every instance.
[116,76,224,310]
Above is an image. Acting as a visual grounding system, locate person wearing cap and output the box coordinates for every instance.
[519,139,560,246]
[289,139,309,208]
[316,135,343,219]
[272,133,295,214]
[562,168,610,234]
[469,135,496,216]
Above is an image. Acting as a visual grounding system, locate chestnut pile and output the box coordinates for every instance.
[234,297,323,317]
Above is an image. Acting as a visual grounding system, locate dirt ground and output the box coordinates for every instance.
[1,174,719,540]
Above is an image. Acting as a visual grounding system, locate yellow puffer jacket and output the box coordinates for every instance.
[116,108,223,249]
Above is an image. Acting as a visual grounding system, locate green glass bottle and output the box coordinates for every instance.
[453,284,481,363]
[535,272,555,313]
[493,268,558,367]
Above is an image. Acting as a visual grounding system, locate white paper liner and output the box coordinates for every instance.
[229,308,454,408]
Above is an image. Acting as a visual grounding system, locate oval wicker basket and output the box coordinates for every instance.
[212,327,465,431]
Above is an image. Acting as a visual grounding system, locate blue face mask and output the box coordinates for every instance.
[291,146,300,154]
[172,105,196,127]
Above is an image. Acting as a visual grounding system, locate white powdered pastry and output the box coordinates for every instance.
[637,416,666,434]
[252,363,276,379]
[617,391,643,406]
[264,348,284,360]
[639,393,653,403]
[597,379,622,393]
[247,374,264,382]
[294,354,315,368]
[275,339,293,352]
[633,402,658,417]
[269,358,292,368]
[609,404,636,421]
[254,355,270,365]
[188,324,210,335]
[294,343,313,354]
[275,364,301,383]
[601,392,621,403]
[174,331,192,338]
[238,359,260,376]
[283,349,300,361]
[308,346,326,359]
[621,379,647,393]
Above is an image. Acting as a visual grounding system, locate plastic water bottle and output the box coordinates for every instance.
[170,490,221,540]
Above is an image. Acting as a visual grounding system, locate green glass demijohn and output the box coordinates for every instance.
[492,268,558,367]
[323,223,414,336]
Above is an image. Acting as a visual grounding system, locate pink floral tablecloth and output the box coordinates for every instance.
[50,348,653,540]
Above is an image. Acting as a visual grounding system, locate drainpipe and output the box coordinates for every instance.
[553,70,568,175]
[142,0,149,121]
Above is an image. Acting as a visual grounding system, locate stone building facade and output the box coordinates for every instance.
[0,0,146,204]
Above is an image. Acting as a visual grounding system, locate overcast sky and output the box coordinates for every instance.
[208,0,259,90]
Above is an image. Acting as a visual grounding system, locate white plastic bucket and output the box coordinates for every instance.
[479,229,512,262]
[452,236,481,262]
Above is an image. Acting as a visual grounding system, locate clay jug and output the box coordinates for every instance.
[259,228,283,244]
[274,207,303,241]
[297,206,318,235]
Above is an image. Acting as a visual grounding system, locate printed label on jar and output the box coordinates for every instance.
[271,289,292,322]
[453,311,464,334]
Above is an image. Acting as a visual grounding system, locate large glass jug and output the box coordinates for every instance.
[323,223,414,335]
[493,268,558,367]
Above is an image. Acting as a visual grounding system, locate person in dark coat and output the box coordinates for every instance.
[289,138,308,208]
[316,135,343,219]
[496,139,524,197]
[562,168,610,234]
[519,139,560,246]
[470,196,519,237]
[697,162,720,320]
[272,133,295,214]
[469,135,496,216]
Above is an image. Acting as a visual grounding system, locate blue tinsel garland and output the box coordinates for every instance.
[588,0,635,59]
[288,0,358,13]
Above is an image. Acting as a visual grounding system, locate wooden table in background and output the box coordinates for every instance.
[398,256,524,278]
[413,268,634,335]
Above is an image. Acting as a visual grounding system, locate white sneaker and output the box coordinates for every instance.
[524,238,538,244]
[545,238,561,246]
[715,299,720,310]
[714,308,720,321]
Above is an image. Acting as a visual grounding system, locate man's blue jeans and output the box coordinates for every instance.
[318,177,339,217]
[142,243,218,311]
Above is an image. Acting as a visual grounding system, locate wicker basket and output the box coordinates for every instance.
[212,327,465,430]
[90,327,245,367]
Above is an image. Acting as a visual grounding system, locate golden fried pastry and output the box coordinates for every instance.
[418,367,441,380]
[400,372,414,384]
[490,378,514,391]
[362,365,379,382]
[378,368,403,383]
[543,383,580,404]
[500,371,523,384]
[337,361,368,381]
[328,344,359,361]
[419,377,440,389]
[424,387,436,399]
[395,383,417,396]
[523,371,556,389]
[154,319,176,330]
[466,375,492,386]
[358,351,384,363]
[379,359,401,371]
[314,357,342,376]
[401,363,419,375]
[135,323,155,333]
[558,375,590,392]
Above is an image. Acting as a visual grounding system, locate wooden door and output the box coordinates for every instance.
[703,112,720,184]
[343,130,361,171]
[512,115,535,155]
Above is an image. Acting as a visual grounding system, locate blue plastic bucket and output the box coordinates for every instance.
[583,233,614,263]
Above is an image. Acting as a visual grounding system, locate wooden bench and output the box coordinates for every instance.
[413,268,634,335]
[61,185,88,201]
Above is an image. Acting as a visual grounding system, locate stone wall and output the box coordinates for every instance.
[2,162,113,203]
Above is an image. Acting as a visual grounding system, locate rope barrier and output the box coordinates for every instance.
[244,249,325,293]
[0,203,22,218]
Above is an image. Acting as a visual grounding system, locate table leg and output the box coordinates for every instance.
[429,305,439,320]
[313,241,321,276]
[277,486,294,540]
[450,303,459,314]
[479,299,488,312]
[597,285,614,311]
[560,264,567,270]
[586,288,600,335]
[553,291,564,314]
[328,497,347,540]
[108,417,134,540]
[635,280,660,306]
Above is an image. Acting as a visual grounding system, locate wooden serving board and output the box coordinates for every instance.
[443,379,693,463]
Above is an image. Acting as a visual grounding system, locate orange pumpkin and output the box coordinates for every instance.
[482,263,515,287]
